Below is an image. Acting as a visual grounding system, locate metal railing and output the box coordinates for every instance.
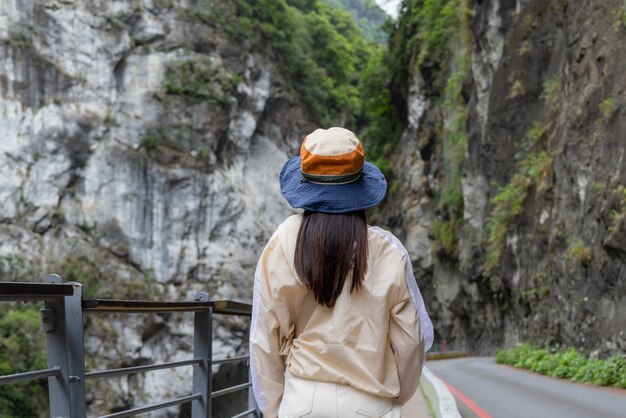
[0,274,259,418]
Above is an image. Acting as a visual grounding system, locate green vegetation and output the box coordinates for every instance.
[609,185,626,234]
[420,385,436,417]
[612,2,626,30]
[435,110,468,260]
[431,220,458,255]
[0,254,25,281]
[0,254,48,417]
[542,76,561,110]
[164,59,240,107]
[411,0,469,67]
[358,45,404,176]
[323,0,390,43]
[105,15,128,31]
[177,0,401,167]
[566,237,593,266]
[0,251,159,416]
[141,133,161,151]
[508,79,525,98]
[484,152,552,279]
[527,121,548,143]
[210,0,374,125]
[175,0,402,174]
[496,343,626,389]
[520,271,550,302]
[517,39,533,56]
[140,128,184,154]
[516,120,548,160]
[598,97,617,121]
[103,112,116,126]
[53,254,157,300]
[388,0,470,92]
[0,306,48,417]
[195,147,215,163]
[483,69,558,280]
[522,14,537,33]
[439,54,471,253]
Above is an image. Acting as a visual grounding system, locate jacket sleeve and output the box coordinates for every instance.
[389,256,426,405]
[249,234,287,418]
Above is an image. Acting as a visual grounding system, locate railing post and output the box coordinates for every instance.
[65,281,86,417]
[192,292,212,418]
[43,274,72,418]
[248,368,260,417]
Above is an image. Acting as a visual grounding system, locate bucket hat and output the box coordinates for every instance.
[279,127,387,214]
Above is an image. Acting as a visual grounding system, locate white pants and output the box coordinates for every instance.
[278,370,402,418]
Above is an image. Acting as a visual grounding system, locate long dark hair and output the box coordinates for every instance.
[294,210,368,307]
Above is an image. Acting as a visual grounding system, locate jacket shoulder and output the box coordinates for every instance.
[368,226,410,262]
[277,213,303,233]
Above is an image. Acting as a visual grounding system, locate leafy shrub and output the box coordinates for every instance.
[0,306,49,417]
[551,348,586,379]
[598,97,617,121]
[496,343,626,389]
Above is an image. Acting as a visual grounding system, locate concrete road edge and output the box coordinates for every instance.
[420,367,462,418]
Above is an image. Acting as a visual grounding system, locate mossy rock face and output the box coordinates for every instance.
[164,58,240,107]
[378,0,626,356]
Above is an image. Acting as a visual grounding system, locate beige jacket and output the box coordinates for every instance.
[250,215,434,417]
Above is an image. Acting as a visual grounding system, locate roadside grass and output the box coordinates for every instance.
[420,383,436,417]
[495,343,626,389]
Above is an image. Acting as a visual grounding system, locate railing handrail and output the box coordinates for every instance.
[0,278,259,418]
[82,299,252,316]
[0,281,74,300]
[0,366,62,385]
[85,358,203,380]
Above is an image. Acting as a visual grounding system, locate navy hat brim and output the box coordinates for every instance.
[279,157,387,214]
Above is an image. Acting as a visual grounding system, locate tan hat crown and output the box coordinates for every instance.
[300,127,365,184]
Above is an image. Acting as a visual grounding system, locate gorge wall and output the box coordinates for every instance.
[383,0,625,355]
[1,0,625,416]
[0,0,312,415]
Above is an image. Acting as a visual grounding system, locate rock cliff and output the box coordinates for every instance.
[1,0,311,414]
[384,0,625,354]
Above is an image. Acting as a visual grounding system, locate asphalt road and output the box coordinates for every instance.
[426,357,626,418]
